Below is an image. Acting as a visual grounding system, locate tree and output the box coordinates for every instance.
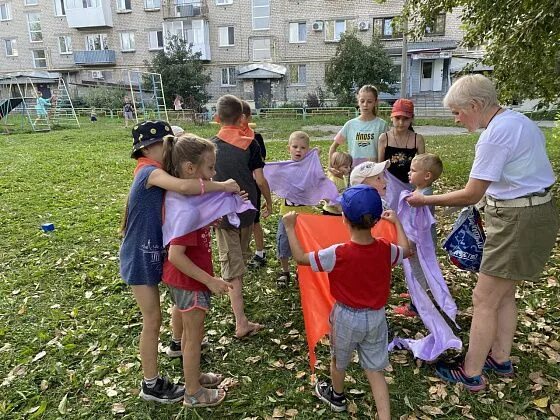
[400,0,560,106]
[145,36,211,111]
[325,32,399,106]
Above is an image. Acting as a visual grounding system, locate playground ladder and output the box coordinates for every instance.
[51,78,80,128]
[16,78,51,132]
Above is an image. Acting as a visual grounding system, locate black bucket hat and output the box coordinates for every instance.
[131,120,173,157]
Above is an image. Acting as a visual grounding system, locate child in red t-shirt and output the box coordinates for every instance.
[283,185,410,420]
[162,134,233,408]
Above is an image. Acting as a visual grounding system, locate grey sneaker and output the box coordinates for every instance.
[314,381,346,412]
[139,376,184,403]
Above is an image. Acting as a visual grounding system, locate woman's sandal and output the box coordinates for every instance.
[183,387,226,408]
[199,372,224,388]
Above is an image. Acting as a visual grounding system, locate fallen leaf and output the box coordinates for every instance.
[111,402,126,414]
[285,408,298,417]
[533,397,549,408]
[347,401,358,414]
[420,405,444,416]
[272,406,285,417]
[106,388,118,397]
[245,355,261,364]
[40,380,48,391]
[32,350,46,362]
[550,403,560,416]
[58,393,68,415]
[295,371,306,379]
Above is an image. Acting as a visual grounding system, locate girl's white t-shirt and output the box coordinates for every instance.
[335,116,387,162]
[470,109,555,200]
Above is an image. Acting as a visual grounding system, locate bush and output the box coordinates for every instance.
[81,87,128,109]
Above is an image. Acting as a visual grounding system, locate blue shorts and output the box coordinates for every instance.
[276,218,291,259]
[329,303,389,371]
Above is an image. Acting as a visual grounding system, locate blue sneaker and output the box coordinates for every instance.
[435,362,486,392]
[483,354,514,377]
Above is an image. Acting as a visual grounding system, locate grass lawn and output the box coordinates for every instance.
[0,116,559,419]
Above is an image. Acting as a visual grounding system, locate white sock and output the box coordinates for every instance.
[255,250,265,258]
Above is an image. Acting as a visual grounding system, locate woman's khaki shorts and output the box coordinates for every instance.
[215,226,253,280]
[481,200,559,281]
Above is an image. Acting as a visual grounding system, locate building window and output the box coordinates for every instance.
[289,64,306,85]
[218,26,234,47]
[373,17,402,39]
[289,22,306,43]
[324,19,346,42]
[32,49,47,68]
[216,0,232,4]
[53,0,65,15]
[252,0,269,30]
[27,12,43,42]
[85,33,108,50]
[0,3,12,21]
[148,30,164,50]
[221,67,236,86]
[252,37,270,60]
[116,0,131,12]
[25,0,38,5]
[144,0,160,9]
[425,13,446,36]
[65,0,101,9]
[120,32,135,51]
[58,35,72,54]
[4,38,17,56]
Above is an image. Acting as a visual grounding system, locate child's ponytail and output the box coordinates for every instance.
[162,134,179,177]
[357,85,380,116]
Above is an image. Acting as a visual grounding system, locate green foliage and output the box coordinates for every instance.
[145,35,211,111]
[400,0,560,106]
[325,32,399,106]
[81,87,128,109]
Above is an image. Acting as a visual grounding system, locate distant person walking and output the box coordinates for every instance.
[174,95,184,111]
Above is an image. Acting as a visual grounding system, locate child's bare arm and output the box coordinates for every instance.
[283,212,311,266]
[253,168,273,218]
[381,210,411,258]
[168,245,232,295]
[148,169,240,194]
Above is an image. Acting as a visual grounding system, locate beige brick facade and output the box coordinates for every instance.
[0,0,471,107]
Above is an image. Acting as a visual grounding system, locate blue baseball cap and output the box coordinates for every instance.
[341,185,383,223]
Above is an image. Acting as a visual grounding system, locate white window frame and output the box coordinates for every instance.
[216,0,233,5]
[218,26,234,47]
[53,0,65,15]
[116,0,131,12]
[4,38,17,56]
[221,66,237,86]
[252,0,269,30]
[120,32,135,52]
[324,19,346,42]
[289,21,306,43]
[252,37,270,61]
[148,30,164,50]
[289,64,306,86]
[144,0,160,10]
[58,35,72,54]
[27,12,43,42]
[32,49,47,68]
[0,3,12,21]
[25,0,38,5]
[85,33,108,51]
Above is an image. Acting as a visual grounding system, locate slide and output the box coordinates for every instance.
[0,98,23,120]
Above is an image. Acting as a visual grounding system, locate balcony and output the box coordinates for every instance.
[65,0,113,29]
[74,50,116,66]
[163,0,208,19]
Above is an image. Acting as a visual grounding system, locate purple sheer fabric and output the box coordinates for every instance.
[162,191,254,246]
[263,148,339,205]
[387,179,462,361]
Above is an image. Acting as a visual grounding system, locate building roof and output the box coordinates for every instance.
[386,40,458,56]
[450,57,494,73]
[237,63,286,79]
[0,71,61,85]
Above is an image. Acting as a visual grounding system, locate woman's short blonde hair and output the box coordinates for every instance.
[443,74,498,112]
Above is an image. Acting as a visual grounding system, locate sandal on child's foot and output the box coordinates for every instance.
[276,272,290,288]
[199,372,224,388]
[183,387,226,408]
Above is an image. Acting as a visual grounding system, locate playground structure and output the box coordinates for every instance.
[127,71,168,123]
[0,73,80,133]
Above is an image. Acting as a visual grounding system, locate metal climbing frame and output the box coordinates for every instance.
[51,77,80,128]
[128,71,168,123]
[1,77,51,132]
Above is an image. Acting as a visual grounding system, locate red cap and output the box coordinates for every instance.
[391,99,415,118]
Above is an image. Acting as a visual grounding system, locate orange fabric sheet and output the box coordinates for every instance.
[294,214,397,372]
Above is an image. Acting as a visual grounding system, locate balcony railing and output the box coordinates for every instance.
[74,50,116,66]
[162,0,208,19]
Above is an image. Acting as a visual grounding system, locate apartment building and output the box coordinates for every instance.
[0,0,478,107]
